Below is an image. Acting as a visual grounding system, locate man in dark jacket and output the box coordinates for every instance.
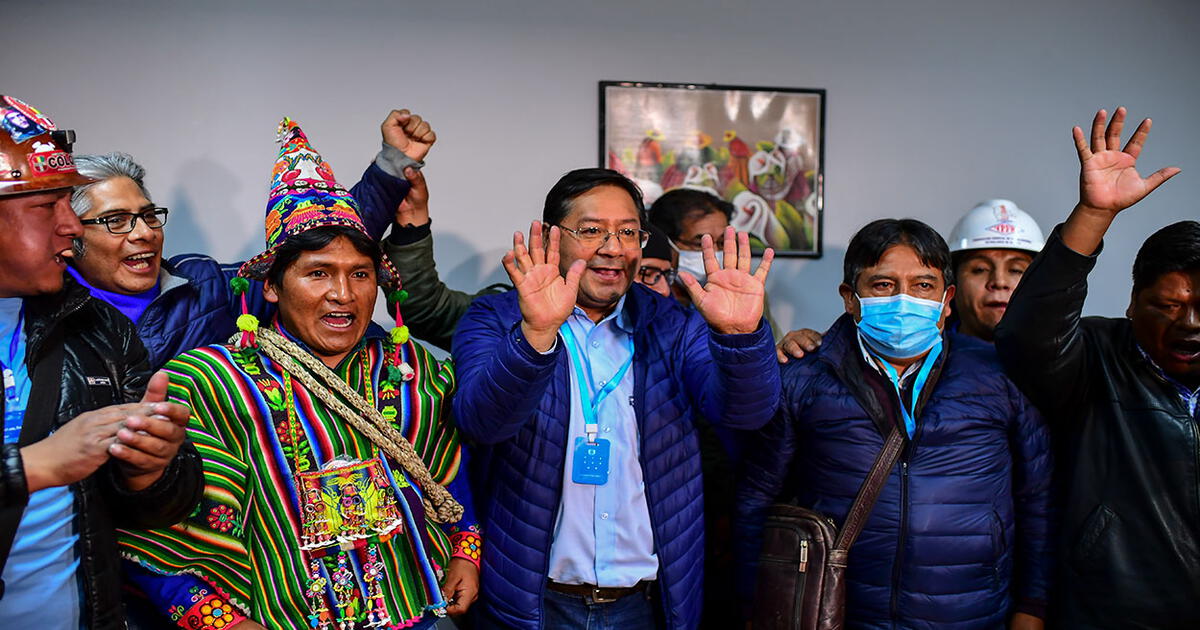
[452,168,780,629]
[995,107,1196,628]
[0,95,202,629]
[738,218,1051,629]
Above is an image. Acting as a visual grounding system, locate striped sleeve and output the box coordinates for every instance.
[120,347,255,612]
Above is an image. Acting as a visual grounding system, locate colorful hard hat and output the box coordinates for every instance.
[237,117,398,288]
[0,95,92,196]
[948,199,1045,254]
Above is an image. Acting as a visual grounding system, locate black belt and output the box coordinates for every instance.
[546,579,651,604]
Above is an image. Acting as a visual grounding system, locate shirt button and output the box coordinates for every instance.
[600,512,610,520]
[591,341,600,348]
[603,426,612,433]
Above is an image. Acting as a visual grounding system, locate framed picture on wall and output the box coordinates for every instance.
[600,81,825,257]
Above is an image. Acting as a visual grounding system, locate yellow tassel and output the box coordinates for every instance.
[389,325,410,345]
[237,314,260,332]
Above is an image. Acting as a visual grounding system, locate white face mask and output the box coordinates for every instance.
[673,247,722,285]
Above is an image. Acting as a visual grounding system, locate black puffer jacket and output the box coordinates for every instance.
[0,277,203,630]
[996,228,1200,629]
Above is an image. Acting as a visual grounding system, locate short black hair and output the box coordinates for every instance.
[266,225,382,289]
[642,223,675,262]
[647,188,734,240]
[542,168,646,226]
[1132,220,1200,293]
[843,218,954,287]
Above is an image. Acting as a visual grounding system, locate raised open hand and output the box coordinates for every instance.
[501,221,584,352]
[1074,107,1180,216]
[381,109,436,163]
[680,226,775,335]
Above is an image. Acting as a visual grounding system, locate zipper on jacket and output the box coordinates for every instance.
[889,458,909,621]
[798,539,809,572]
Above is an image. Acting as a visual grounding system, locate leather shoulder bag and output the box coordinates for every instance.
[752,426,904,630]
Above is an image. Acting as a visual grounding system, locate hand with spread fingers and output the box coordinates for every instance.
[1064,107,1181,255]
[381,108,437,163]
[679,226,775,335]
[501,221,585,352]
[1074,107,1179,215]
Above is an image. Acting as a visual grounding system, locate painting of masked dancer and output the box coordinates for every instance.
[600,81,824,257]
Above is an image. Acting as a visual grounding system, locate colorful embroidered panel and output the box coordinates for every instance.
[119,336,468,629]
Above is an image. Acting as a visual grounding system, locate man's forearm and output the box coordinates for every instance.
[1061,203,1117,256]
[994,227,1098,413]
[383,229,491,352]
[453,314,561,444]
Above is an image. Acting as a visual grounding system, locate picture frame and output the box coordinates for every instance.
[600,81,825,257]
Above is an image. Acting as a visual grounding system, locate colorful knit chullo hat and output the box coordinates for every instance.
[232,118,411,352]
[237,117,397,285]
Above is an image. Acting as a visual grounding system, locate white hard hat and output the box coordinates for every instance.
[948,199,1045,254]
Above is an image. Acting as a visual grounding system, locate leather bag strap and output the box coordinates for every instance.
[832,427,905,552]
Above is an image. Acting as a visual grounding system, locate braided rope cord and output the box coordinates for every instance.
[242,327,464,524]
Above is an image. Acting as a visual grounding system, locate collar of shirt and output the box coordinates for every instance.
[567,295,632,334]
[1135,342,1200,416]
[856,330,924,386]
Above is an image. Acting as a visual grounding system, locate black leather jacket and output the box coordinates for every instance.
[0,277,203,630]
[996,228,1200,629]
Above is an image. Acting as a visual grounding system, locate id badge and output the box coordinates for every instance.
[571,437,610,485]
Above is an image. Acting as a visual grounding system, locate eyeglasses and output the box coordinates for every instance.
[80,207,169,234]
[637,265,678,286]
[559,225,650,249]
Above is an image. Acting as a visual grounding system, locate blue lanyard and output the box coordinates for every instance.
[871,339,942,439]
[560,322,634,443]
[2,306,23,406]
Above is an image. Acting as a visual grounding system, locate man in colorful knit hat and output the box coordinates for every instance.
[120,118,480,630]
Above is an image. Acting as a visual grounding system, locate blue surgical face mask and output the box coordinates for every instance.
[855,292,946,359]
[671,241,722,285]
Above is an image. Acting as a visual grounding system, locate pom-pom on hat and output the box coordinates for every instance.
[237,117,398,287]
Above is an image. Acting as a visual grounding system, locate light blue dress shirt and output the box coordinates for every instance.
[547,296,659,587]
[0,297,81,628]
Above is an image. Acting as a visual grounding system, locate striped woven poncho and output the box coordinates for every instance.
[119,330,471,629]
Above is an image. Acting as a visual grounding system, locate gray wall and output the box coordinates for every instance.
[8,0,1198,332]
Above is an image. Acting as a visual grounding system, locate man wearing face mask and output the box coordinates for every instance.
[647,188,781,338]
[775,200,1047,363]
[736,218,1052,629]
